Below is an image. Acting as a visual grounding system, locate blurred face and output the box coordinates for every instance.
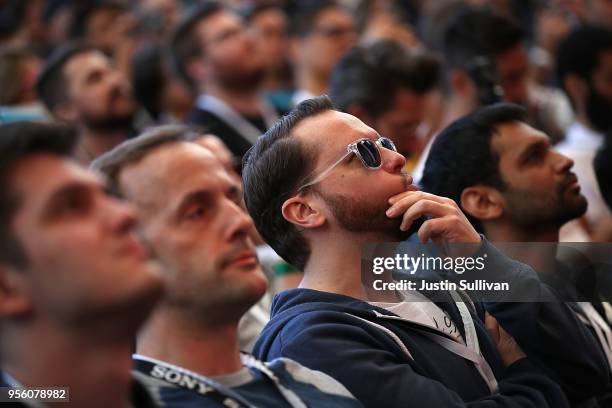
[586,0,612,28]
[493,122,587,228]
[195,10,264,91]
[495,44,530,106]
[7,154,163,329]
[19,55,42,104]
[249,8,289,72]
[586,50,612,132]
[85,7,136,53]
[294,110,412,240]
[118,143,267,322]
[371,88,426,160]
[298,7,357,81]
[63,51,136,131]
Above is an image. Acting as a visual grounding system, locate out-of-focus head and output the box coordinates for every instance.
[421,103,587,234]
[289,0,357,85]
[585,0,612,29]
[243,96,409,270]
[170,1,264,94]
[69,1,135,54]
[443,7,527,107]
[36,42,136,132]
[245,5,290,74]
[330,40,440,159]
[93,126,267,324]
[556,25,612,133]
[0,122,163,333]
[193,134,240,181]
[131,44,193,122]
[0,47,42,106]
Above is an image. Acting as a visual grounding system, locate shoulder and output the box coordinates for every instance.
[267,357,357,399]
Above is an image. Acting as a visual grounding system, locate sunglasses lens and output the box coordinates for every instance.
[357,139,381,167]
[380,137,397,151]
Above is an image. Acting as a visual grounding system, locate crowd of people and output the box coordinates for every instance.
[1,0,612,407]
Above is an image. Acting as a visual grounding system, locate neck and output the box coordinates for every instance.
[2,320,135,408]
[485,222,559,275]
[295,67,327,98]
[137,306,242,376]
[485,221,559,243]
[443,94,476,128]
[301,230,398,301]
[77,127,128,163]
[204,83,262,117]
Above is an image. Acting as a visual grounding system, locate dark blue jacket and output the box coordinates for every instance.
[253,241,609,407]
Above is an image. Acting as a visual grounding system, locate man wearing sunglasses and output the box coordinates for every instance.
[242,96,609,407]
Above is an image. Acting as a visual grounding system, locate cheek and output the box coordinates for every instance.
[154,229,217,275]
[74,90,107,114]
[24,228,100,272]
[26,239,101,313]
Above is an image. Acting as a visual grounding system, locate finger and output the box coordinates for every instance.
[416,214,480,244]
[398,200,454,231]
[399,200,442,229]
[408,210,457,241]
[388,185,420,204]
[485,313,501,343]
[389,197,455,222]
[388,190,454,207]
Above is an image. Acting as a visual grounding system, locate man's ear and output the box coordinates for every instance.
[460,185,504,222]
[0,264,33,318]
[282,195,325,229]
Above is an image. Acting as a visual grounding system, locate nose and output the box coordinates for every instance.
[109,68,129,90]
[553,149,574,173]
[223,198,255,242]
[104,195,138,235]
[381,148,406,175]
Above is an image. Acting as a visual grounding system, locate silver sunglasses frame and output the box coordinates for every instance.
[298,137,397,191]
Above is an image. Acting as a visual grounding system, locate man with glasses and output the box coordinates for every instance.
[171,1,279,162]
[289,0,357,106]
[242,96,610,407]
[93,125,362,408]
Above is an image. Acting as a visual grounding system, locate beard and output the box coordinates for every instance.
[82,86,136,132]
[586,83,612,133]
[216,64,265,93]
[320,190,424,241]
[503,177,588,229]
[82,111,134,132]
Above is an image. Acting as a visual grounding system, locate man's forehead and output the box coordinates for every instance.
[64,51,110,75]
[492,121,548,155]
[119,142,231,203]
[195,9,238,41]
[315,6,352,26]
[11,154,102,200]
[293,110,375,143]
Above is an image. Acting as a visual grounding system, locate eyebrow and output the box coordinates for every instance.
[176,190,213,214]
[43,181,101,217]
[175,184,241,213]
[517,138,550,163]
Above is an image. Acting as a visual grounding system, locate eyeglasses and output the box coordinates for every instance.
[298,136,397,191]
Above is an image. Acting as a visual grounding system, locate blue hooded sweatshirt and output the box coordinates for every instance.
[253,241,609,407]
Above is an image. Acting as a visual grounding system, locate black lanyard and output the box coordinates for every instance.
[133,357,254,408]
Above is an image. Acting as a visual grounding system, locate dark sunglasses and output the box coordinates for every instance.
[299,136,397,191]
